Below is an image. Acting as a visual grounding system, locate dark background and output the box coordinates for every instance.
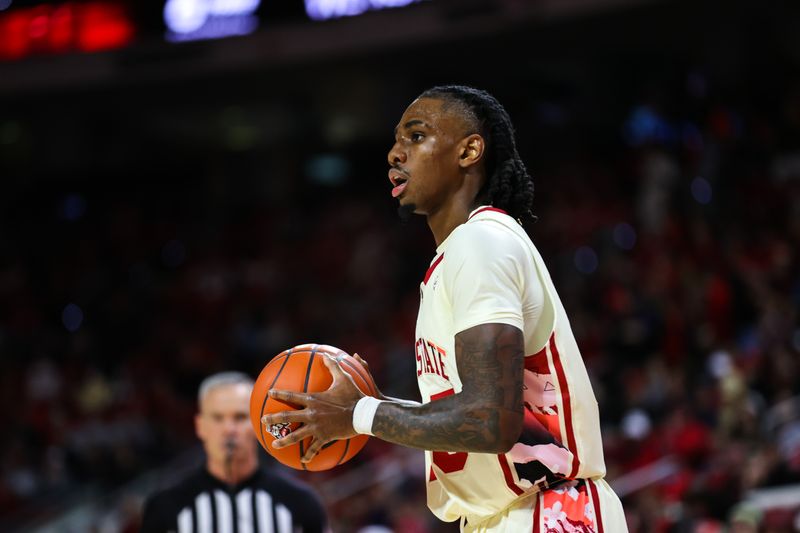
[1,0,799,531]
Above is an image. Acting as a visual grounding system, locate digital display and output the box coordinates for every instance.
[163,0,260,42]
[0,0,426,60]
[304,0,420,21]
[0,1,135,60]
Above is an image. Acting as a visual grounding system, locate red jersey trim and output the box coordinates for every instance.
[468,206,508,220]
[525,345,550,374]
[423,253,444,285]
[430,388,454,401]
[588,479,605,533]
[497,455,525,496]
[428,388,455,481]
[549,334,581,479]
[532,492,541,533]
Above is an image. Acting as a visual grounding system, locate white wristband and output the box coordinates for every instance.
[352,396,384,436]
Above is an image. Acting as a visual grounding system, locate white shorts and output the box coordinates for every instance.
[461,478,627,533]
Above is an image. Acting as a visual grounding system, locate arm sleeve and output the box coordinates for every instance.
[442,224,526,334]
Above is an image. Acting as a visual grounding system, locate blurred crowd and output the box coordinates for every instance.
[1,61,799,532]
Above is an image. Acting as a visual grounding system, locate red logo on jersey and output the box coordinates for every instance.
[415,338,449,380]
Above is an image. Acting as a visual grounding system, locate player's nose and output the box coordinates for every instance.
[387,142,406,167]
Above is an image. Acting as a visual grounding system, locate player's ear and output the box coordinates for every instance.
[458,134,485,169]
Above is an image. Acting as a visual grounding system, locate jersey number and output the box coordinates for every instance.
[429,389,468,479]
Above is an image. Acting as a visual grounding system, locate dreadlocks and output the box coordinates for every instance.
[419,85,535,222]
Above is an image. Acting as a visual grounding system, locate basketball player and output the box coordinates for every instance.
[142,372,328,533]
[262,86,627,532]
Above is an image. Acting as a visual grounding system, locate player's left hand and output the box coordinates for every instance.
[261,353,364,463]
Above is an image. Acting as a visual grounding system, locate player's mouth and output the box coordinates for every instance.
[389,168,409,198]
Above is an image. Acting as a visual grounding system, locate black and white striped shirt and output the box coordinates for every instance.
[141,467,327,533]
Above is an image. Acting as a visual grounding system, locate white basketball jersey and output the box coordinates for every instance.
[415,206,606,525]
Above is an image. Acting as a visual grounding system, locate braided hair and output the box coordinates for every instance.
[419,85,535,222]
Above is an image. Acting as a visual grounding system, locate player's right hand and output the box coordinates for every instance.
[262,354,363,463]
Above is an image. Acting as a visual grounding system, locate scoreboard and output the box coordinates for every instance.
[0,0,422,60]
[0,2,135,59]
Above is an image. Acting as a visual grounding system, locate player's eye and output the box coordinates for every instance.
[411,132,425,143]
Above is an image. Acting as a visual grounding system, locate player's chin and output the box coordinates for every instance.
[398,191,419,208]
[397,202,417,222]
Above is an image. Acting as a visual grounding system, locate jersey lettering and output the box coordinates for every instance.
[424,344,435,374]
[415,338,449,380]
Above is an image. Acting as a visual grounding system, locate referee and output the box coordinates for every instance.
[141,372,329,533]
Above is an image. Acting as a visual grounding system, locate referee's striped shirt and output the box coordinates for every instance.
[141,467,327,533]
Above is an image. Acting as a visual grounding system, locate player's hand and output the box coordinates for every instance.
[352,352,385,400]
[261,354,364,463]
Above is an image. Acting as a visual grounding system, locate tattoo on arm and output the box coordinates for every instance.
[372,323,524,453]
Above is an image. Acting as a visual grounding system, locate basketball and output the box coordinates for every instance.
[249,343,379,471]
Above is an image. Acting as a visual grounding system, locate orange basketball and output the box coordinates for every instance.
[249,343,379,471]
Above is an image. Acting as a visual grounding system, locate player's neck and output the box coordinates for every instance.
[207,454,258,486]
[427,198,479,246]
[427,171,485,246]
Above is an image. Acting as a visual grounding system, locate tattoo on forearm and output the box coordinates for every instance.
[373,323,524,452]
